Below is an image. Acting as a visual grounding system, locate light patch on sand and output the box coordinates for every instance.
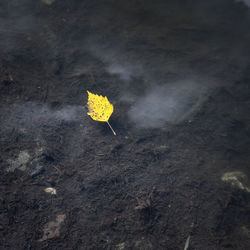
[221,171,250,192]
[37,214,66,242]
[7,151,30,172]
[6,148,47,176]
[116,242,125,250]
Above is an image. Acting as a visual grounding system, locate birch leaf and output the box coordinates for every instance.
[87,91,116,135]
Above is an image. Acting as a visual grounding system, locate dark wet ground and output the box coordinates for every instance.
[1,0,250,249]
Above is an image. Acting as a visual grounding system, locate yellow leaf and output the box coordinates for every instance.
[87,91,116,135]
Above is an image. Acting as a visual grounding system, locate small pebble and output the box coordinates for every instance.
[44,187,57,195]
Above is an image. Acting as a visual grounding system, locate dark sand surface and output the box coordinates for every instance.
[1,0,250,249]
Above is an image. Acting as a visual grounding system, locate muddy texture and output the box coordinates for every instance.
[1,0,250,249]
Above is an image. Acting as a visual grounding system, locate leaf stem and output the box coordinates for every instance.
[106,121,116,136]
